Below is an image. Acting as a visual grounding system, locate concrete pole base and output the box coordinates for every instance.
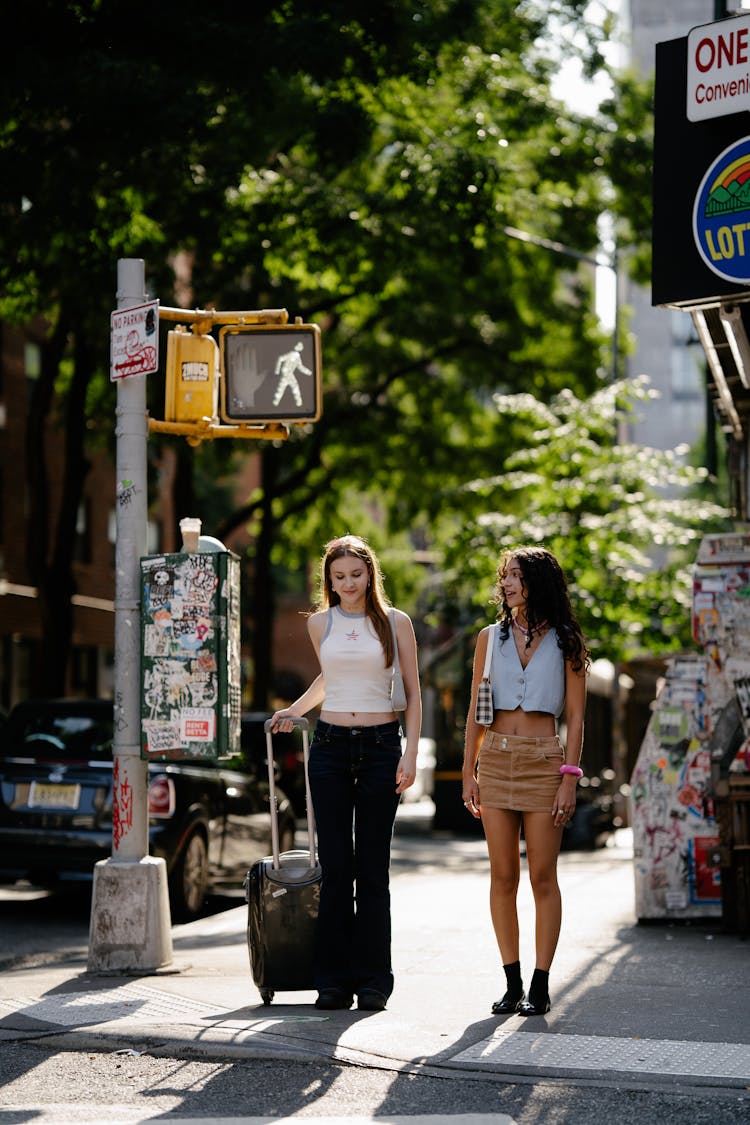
[87,855,174,973]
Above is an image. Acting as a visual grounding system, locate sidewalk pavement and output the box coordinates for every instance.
[1,802,748,1092]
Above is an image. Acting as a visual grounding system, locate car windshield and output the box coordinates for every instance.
[2,704,114,761]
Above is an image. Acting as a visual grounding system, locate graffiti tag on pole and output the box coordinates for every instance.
[112,756,134,849]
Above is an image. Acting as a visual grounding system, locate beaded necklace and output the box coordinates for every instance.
[512,615,547,637]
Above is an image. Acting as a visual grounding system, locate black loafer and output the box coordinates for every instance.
[315,989,353,1010]
[491,991,525,1015]
[357,988,387,1012]
[518,997,551,1016]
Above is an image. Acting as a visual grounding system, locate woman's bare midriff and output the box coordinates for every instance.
[320,710,398,726]
[490,708,556,737]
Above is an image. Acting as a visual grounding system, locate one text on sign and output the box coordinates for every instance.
[687,14,750,122]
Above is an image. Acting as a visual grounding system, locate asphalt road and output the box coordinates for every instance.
[1,1040,747,1125]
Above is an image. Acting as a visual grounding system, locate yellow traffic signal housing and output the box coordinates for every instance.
[219,323,322,425]
[165,327,219,423]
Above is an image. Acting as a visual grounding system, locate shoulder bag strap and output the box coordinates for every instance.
[482,624,495,679]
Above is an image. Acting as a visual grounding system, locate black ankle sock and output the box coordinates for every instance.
[528,968,549,1008]
[503,960,523,1000]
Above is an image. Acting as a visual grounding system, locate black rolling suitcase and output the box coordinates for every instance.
[244,716,321,1004]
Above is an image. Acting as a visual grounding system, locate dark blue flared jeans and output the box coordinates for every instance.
[308,720,402,998]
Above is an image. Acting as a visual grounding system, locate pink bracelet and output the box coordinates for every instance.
[560,764,583,778]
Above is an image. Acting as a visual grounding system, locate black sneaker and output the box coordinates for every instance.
[315,989,353,1010]
[357,989,387,1012]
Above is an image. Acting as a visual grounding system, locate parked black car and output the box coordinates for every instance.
[0,699,297,921]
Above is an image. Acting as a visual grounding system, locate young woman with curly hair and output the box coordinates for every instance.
[462,546,589,1017]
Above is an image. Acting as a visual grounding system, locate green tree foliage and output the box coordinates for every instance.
[207,9,622,700]
[437,377,731,661]
[1,0,656,697]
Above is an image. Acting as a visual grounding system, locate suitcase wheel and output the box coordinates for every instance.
[260,989,274,1005]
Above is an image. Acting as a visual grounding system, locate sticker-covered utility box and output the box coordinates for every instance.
[140,550,241,760]
[631,653,721,922]
[631,532,750,923]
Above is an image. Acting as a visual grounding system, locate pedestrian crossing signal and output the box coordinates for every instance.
[219,324,322,425]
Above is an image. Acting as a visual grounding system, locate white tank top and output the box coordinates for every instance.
[320,606,393,712]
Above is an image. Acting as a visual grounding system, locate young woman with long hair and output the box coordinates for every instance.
[271,534,422,1013]
[462,546,589,1017]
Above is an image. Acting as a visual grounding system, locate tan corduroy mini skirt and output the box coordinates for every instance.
[477,731,564,812]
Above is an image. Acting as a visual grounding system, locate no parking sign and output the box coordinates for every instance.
[110,299,159,381]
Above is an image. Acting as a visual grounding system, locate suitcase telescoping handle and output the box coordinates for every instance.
[264,716,316,871]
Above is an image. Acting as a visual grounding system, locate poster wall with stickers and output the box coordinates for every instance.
[140,550,241,761]
[631,533,750,922]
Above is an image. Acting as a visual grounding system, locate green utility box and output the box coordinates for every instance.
[140,549,241,761]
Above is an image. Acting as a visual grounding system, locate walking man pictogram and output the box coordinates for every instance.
[273,342,312,407]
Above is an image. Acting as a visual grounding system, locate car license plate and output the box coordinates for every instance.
[27,782,81,810]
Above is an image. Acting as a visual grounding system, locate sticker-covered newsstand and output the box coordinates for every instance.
[140,548,241,761]
[631,533,750,932]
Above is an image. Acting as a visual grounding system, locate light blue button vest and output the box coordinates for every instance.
[491,627,565,717]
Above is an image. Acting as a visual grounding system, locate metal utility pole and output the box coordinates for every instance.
[88,259,173,972]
